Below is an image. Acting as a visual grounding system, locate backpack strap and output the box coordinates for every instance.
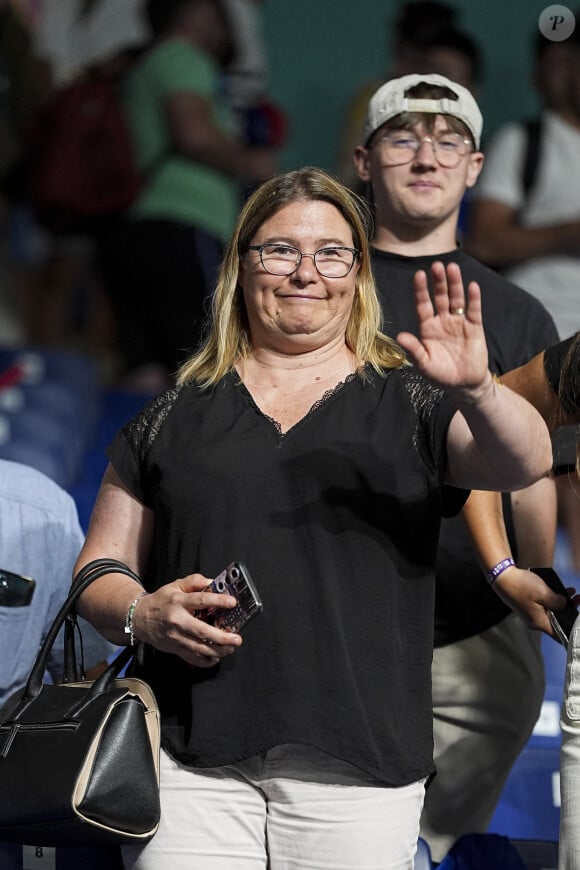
[521,117,543,199]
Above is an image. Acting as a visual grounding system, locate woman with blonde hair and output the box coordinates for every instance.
[75,167,552,869]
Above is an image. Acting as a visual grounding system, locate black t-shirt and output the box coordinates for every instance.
[372,247,559,645]
[108,366,460,786]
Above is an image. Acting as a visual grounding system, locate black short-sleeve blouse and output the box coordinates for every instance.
[108,365,460,786]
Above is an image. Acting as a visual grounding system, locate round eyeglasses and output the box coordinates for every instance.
[370,131,473,168]
[248,243,360,278]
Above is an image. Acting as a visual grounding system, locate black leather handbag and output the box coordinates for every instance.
[0,558,161,847]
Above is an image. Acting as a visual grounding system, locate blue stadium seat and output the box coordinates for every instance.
[0,412,73,487]
[0,382,90,461]
[0,345,100,436]
[0,439,69,488]
[0,346,98,394]
[490,611,567,843]
[416,836,433,869]
[488,745,561,841]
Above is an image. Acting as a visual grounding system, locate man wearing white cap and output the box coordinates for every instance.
[354,74,559,862]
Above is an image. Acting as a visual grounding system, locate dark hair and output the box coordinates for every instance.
[428,28,481,84]
[558,332,580,477]
[535,9,580,61]
[392,1,481,84]
[560,332,580,417]
[79,0,100,17]
[145,0,234,67]
[394,1,456,44]
[145,0,196,36]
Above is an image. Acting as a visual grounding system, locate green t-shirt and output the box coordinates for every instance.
[124,39,239,240]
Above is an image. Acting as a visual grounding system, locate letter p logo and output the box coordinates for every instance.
[539,5,576,41]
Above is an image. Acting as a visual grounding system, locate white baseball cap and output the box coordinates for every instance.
[363,73,483,148]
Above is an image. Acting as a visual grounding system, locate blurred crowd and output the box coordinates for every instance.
[0,1,576,385]
[0,2,579,868]
[0,0,577,566]
[0,0,286,389]
[0,1,576,548]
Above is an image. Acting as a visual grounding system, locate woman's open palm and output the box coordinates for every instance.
[396,261,489,395]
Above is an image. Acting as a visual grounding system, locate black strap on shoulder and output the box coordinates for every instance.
[521,117,543,198]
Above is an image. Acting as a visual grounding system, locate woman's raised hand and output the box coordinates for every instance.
[396,261,491,401]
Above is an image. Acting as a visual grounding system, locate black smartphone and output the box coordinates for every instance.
[200,562,263,633]
[0,569,36,608]
[532,566,578,646]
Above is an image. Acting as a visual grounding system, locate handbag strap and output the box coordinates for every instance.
[18,559,144,706]
[62,558,140,680]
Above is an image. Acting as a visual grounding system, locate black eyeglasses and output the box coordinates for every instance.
[369,131,473,168]
[248,243,360,278]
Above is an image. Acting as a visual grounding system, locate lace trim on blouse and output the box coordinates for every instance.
[122,385,184,466]
[401,367,445,475]
[239,369,363,436]
[120,368,445,473]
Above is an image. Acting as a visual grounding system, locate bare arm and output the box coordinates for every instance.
[444,380,552,491]
[502,350,580,430]
[465,480,556,572]
[463,328,580,638]
[396,262,553,492]
[464,483,562,636]
[75,465,242,669]
[466,198,580,267]
[167,91,276,182]
[511,477,557,567]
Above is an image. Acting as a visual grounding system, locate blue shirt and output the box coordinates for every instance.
[0,459,117,706]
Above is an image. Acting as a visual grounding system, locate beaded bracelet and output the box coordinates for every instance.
[124,591,148,646]
[487,557,516,585]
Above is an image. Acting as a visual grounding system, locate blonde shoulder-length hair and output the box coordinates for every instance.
[177,166,407,387]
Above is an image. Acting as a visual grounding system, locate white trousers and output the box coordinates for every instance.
[421,613,545,862]
[559,616,580,870]
[122,744,426,870]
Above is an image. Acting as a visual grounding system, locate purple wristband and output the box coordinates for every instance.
[487,557,516,585]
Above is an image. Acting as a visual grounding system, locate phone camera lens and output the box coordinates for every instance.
[230,566,240,581]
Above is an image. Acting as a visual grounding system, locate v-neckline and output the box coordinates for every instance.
[237,370,362,438]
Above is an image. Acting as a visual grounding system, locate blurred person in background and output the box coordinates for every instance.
[0,458,116,703]
[336,0,481,196]
[492,334,580,870]
[2,0,150,368]
[353,72,559,862]
[0,0,48,345]
[466,20,580,575]
[0,457,119,870]
[221,0,287,196]
[31,0,148,93]
[99,0,278,392]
